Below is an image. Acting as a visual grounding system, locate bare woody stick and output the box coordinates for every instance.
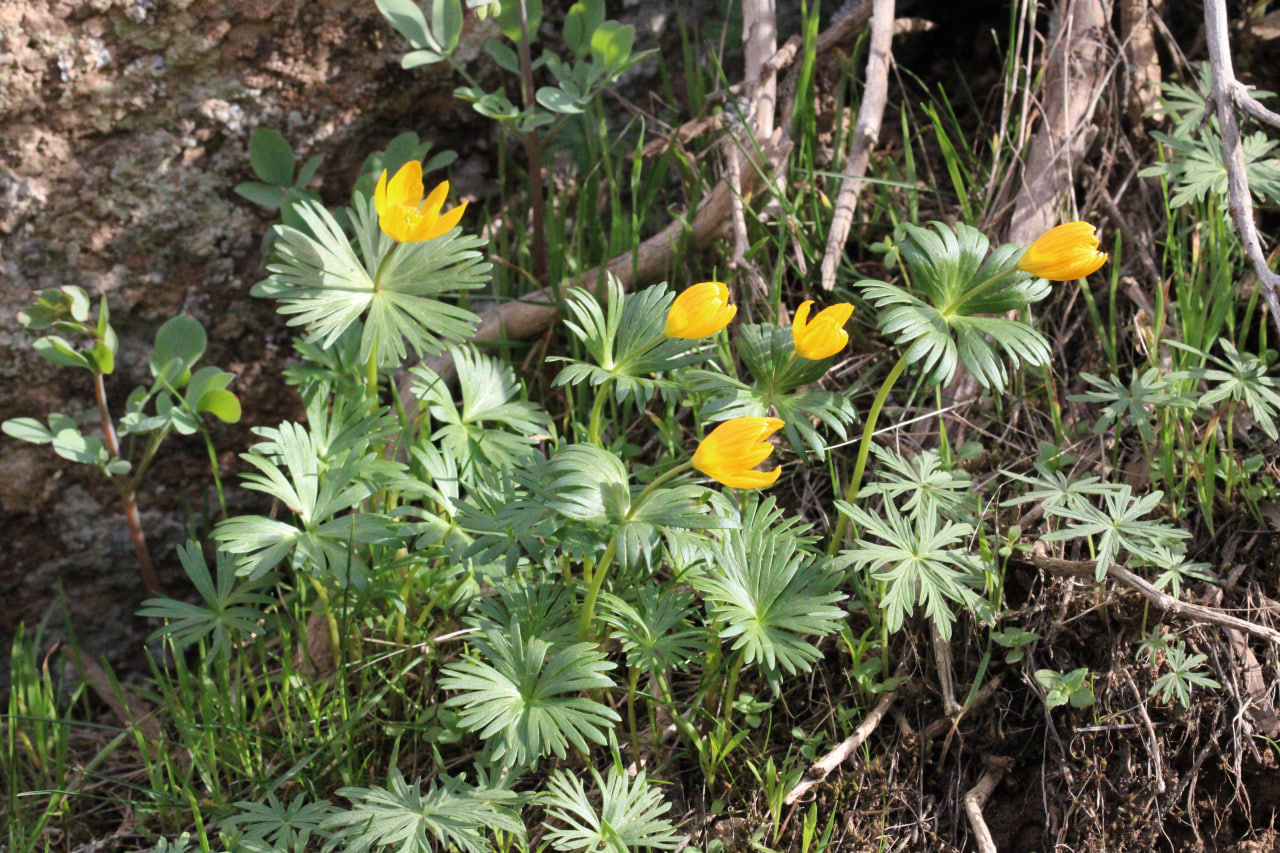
[1204,0,1280,336]
[818,0,894,291]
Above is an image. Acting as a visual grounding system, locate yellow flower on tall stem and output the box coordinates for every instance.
[792,300,854,360]
[664,281,737,339]
[1017,222,1107,281]
[692,417,784,489]
[374,161,467,243]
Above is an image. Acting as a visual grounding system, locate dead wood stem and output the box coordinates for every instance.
[819,0,894,291]
[963,758,1012,853]
[94,371,159,595]
[1204,0,1280,336]
[1030,544,1280,647]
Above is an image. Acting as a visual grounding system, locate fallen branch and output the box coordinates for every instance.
[783,661,908,804]
[1204,0,1280,336]
[819,0,895,291]
[964,758,1012,853]
[1030,544,1280,647]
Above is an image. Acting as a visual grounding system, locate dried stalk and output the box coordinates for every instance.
[964,758,1012,853]
[819,0,895,291]
[1204,0,1280,336]
[1031,544,1280,647]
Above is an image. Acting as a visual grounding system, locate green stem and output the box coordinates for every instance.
[588,383,610,446]
[578,461,694,642]
[199,426,228,519]
[365,342,379,404]
[827,350,912,555]
[577,537,617,643]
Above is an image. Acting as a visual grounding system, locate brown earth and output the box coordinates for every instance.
[0,0,478,686]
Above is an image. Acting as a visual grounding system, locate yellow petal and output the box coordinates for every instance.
[793,301,853,360]
[665,281,737,339]
[692,416,785,490]
[422,200,467,241]
[385,161,425,209]
[420,180,449,221]
[374,169,389,217]
[1017,221,1108,281]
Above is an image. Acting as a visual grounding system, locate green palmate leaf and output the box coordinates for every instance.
[691,323,857,458]
[694,497,846,687]
[543,443,631,525]
[324,767,524,853]
[468,579,579,648]
[252,195,487,368]
[1141,129,1280,208]
[1169,340,1280,441]
[441,620,619,768]
[542,765,680,853]
[413,345,552,471]
[600,584,703,674]
[220,791,336,852]
[457,461,561,570]
[612,482,729,569]
[1041,484,1190,581]
[836,499,988,641]
[553,277,705,406]
[858,445,978,523]
[138,541,273,667]
[859,221,1052,391]
[1070,368,1196,444]
[214,420,404,583]
[1000,463,1113,514]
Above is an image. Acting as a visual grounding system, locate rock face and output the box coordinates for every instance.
[0,0,471,685]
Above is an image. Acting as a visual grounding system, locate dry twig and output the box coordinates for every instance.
[1030,544,1280,647]
[818,0,895,291]
[964,758,1012,853]
[783,661,908,804]
[1204,0,1280,335]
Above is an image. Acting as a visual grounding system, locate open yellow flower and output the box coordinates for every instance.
[374,161,467,243]
[664,281,737,339]
[792,300,854,360]
[692,416,784,489]
[1017,222,1107,281]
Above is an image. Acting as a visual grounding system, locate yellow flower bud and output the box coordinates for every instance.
[664,281,737,339]
[374,162,467,243]
[1017,222,1108,281]
[692,416,784,489]
[792,300,854,360]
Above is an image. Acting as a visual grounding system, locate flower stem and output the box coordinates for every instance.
[94,371,159,594]
[587,382,611,446]
[827,349,912,556]
[577,460,694,641]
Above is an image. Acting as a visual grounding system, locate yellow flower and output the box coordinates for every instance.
[1017,222,1108,281]
[692,416,784,489]
[374,161,467,243]
[792,300,854,360]
[664,281,737,339]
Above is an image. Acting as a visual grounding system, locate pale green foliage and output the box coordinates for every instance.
[440,621,620,768]
[858,221,1051,391]
[323,768,524,853]
[858,445,977,523]
[214,419,404,583]
[694,497,847,687]
[600,585,703,675]
[1170,340,1280,440]
[1034,668,1095,710]
[138,542,273,666]
[1001,463,1114,515]
[1145,633,1221,708]
[219,791,336,852]
[1069,368,1195,444]
[541,765,680,853]
[836,499,988,641]
[252,194,489,367]
[689,323,858,458]
[413,345,552,471]
[553,276,706,405]
[1041,484,1190,581]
